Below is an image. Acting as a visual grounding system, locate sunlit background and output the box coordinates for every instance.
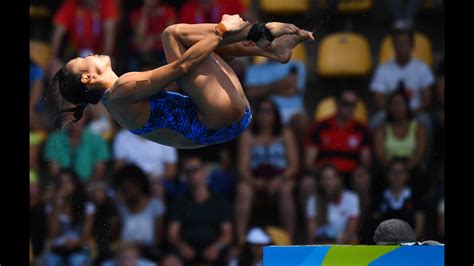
[30,0,444,265]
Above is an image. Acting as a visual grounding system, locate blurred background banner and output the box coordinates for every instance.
[263,245,444,266]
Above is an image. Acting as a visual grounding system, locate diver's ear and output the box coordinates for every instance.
[80,73,93,84]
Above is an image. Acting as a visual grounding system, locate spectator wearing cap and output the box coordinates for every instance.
[371,158,425,240]
[86,181,120,265]
[369,27,434,136]
[100,242,156,266]
[229,227,272,266]
[167,155,233,265]
[114,165,166,262]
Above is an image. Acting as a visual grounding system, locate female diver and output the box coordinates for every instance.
[46,14,314,149]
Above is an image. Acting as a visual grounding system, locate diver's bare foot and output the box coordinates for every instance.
[270,30,314,63]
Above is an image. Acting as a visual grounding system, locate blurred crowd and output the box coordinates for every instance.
[30,0,444,265]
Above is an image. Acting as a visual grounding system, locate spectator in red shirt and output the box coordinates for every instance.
[304,89,371,190]
[48,0,120,75]
[129,0,177,69]
[179,0,247,24]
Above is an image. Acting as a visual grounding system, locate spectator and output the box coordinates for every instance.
[369,27,435,133]
[114,164,166,261]
[351,167,372,227]
[129,0,176,70]
[304,89,371,189]
[229,227,272,266]
[373,218,416,244]
[48,0,119,75]
[388,0,424,28]
[179,0,247,24]
[306,164,360,244]
[437,198,444,242]
[244,60,307,126]
[434,59,444,106]
[30,59,46,130]
[86,181,120,265]
[371,158,425,240]
[160,253,184,266]
[30,131,45,176]
[43,115,110,183]
[208,147,238,201]
[374,88,427,171]
[101,242,156,266]
[167,155,233,265]
[113,128,178,199]
[30,172,48,261]
[43,171,95,266]
[236,98,299,243]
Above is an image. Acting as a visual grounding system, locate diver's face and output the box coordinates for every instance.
[66,54,112,80]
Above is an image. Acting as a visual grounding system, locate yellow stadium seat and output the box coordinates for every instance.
[253,43,307,65]
[379,32,433,66]
[260,0,310,14]
[30,130,48,146]
[314,96,368,124]
[337,0,373,13]
[266,226,292,245]
[319,0,373,13]
[30,239,33,264]
[317,32,372,77]
[30,5,51,18]
[30,40,52,70]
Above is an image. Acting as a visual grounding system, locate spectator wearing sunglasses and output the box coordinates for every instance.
[304,89,372,190]
[167,155,233,265]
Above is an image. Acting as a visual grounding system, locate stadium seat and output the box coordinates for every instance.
[379,32,433,66]
[319,0,373,13]
[313,96,368,124]
[260,0,310,14]
[30,239,33,264]
[337,0,373,13]
[29,5,51,18]
[253,43,307,65]
[30,40,52,70]
[317,32,372,77]
[266,226,292,245]
[30,130,47,146]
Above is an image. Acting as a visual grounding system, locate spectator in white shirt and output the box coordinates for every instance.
[114,164,166,262]
[306,164,360,244]
[369,27,434,137]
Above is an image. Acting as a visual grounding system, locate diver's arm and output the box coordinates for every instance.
[109,29,223,103]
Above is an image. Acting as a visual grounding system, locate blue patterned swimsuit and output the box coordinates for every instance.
[102,90,252,146]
